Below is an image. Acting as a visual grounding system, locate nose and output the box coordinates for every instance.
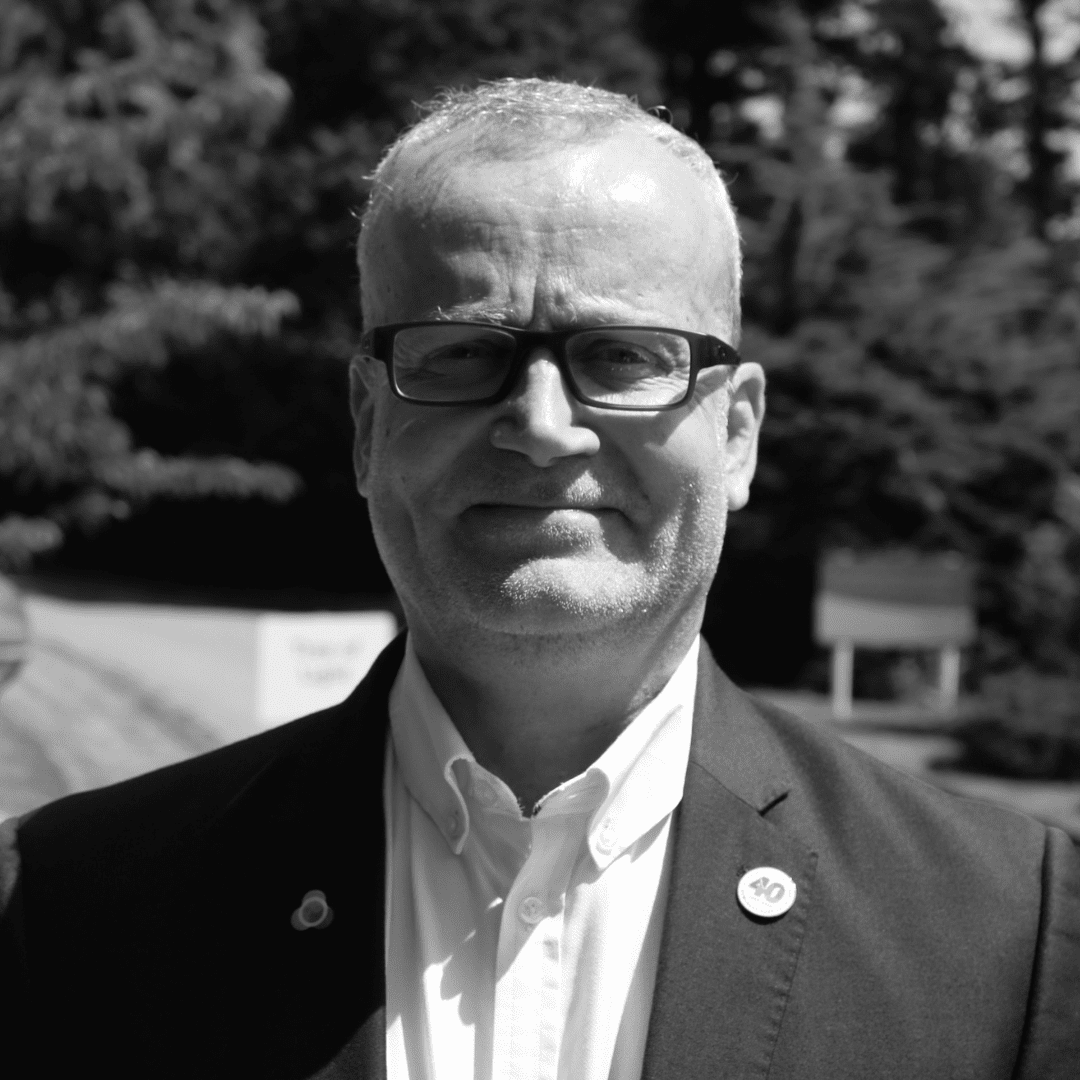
[488,350,601,467]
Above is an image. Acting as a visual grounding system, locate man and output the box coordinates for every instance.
[1,78,1078,1079]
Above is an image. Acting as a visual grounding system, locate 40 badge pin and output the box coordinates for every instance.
[737,867,797,918]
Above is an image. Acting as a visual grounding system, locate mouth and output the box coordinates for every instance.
[454,497,632,557]
[471,501,614,513]
[466,504,623,529]
[460,503,621,544]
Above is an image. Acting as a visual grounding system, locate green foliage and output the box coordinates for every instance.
[0,280,300,566]
[0,0,303,567]
[740,225,1080,673]
[939,668,1080,780]
[665,1,1080,684]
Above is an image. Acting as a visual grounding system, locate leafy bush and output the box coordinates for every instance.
[935,669,1080,780]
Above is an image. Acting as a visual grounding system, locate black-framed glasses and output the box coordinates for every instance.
[359,321,740,411]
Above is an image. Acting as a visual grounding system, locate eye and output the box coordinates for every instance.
[590,343,654,365]
[575,339,677,376]
[391,325,516,401]
[424,339,505,364]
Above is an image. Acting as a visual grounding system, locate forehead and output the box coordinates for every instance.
[361,130,733,334]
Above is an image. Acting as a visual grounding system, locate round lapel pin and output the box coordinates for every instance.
[737,867,796,918]
[291,889,333,930]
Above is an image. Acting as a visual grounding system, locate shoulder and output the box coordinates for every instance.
[692,646,1065,892]
[736,684,1080,1070]
[3,633,404,907]
[0,636,405,1073]
[736,684,1080,961]
[13,703,341,859]
[749,689,1051,858]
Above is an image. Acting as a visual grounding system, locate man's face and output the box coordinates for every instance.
[352,129,764,644]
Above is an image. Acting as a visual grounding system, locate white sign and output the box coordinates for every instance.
[255,611,398,727]
[815,595,976,648]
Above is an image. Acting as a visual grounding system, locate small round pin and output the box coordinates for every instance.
[737,867,796,918]
[291,889,333,930]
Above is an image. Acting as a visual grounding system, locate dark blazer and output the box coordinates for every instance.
[2,637,1078,1078]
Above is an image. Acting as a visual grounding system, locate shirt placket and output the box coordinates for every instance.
[492,809,583,1080]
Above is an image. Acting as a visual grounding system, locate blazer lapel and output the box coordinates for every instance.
[641,649,819,1080]
[292,637,402,1080]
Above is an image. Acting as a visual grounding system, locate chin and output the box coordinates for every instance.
[465,559,657,636]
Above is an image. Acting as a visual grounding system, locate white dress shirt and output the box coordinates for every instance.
[384,635,699,1080]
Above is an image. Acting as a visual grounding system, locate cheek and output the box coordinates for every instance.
[364,404,421,523]
[364,413,445,583]
[368,406,471,518]
[638,423,725,517]
[637,431,728,562]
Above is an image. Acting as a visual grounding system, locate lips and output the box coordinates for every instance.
[457,504,616,555]
[447,469,645,522]
[471,501,614,512]
[464,485,621,514]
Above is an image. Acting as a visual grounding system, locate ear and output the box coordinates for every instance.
[349,357,380,498]
[716,361,766,511]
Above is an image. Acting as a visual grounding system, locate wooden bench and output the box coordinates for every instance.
[814,551,975,720]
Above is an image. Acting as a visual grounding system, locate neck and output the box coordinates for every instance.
[407,612,702,811]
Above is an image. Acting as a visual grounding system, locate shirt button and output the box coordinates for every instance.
[518,896,546,924]
[474,780,498,807]
[596,819,618,854]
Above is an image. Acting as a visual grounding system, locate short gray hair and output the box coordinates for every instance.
[357,78,742,339]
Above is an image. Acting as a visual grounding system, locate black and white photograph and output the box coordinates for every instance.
[1,1,1079,1076]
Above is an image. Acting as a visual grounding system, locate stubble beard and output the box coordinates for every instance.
[379,499,728,657]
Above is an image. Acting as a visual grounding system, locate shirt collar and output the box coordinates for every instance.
[389,638,475,854]
[579,637,698,868]
[388,635,699,863]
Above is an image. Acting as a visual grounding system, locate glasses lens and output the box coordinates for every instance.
[566,330,693,407]
[392,325,517,402]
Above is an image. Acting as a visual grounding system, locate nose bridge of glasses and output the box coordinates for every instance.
[504,332,576,406]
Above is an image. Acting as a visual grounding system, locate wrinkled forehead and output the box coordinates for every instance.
[360,129,738,335]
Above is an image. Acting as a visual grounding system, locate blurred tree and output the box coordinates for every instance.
[0,0,659,587]
[832,0,1008,242]
[0,0,302,569]
[637,0,1080,684]
[1008,0,1079,238]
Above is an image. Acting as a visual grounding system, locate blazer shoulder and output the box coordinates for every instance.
[14,700,346,863]
[13,633,405,872]
[748,688,1051,851]
[695,648,1049,860]
[746,690,1080,1072]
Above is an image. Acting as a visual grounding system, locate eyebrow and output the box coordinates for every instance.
[429,298,663,328]
[430,303,513,324]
